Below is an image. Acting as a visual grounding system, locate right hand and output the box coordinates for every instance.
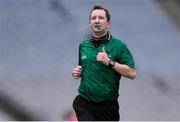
[72,66,82,79]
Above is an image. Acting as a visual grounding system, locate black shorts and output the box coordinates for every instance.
[73,95,120,121]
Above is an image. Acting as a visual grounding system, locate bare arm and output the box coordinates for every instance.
[112,62,136,79]
[97,47,136,79]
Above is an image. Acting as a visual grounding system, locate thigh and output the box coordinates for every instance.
[91,101,120,121]
[72,95,95,121]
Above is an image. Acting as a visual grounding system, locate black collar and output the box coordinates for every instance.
[91,32,111,48]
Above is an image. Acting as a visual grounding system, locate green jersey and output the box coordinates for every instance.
[78,36,135,102]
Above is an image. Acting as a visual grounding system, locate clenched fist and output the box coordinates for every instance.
[72,65,82,79]
[96,47,110,66]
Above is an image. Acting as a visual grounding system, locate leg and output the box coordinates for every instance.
[72,95,95,121]
[90,100,120,121]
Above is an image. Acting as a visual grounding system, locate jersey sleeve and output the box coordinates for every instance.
[119,43,135,69]
[78,44,82,66]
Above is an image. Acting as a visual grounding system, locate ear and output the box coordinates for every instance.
[107,21,111,29]
[88,23,92,30]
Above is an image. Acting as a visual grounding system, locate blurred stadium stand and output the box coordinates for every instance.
[0,0,180,120]
[157,0,180,30]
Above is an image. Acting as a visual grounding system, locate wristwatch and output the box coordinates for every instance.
[109,60,115,67]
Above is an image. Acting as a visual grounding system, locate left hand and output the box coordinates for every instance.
[96,47,110,66]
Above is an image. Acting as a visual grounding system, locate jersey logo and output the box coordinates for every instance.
[81,55,87,60]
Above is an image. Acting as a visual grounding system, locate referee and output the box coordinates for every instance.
[72,5,136,121]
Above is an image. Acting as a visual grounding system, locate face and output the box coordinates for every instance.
[89,9,111,34]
